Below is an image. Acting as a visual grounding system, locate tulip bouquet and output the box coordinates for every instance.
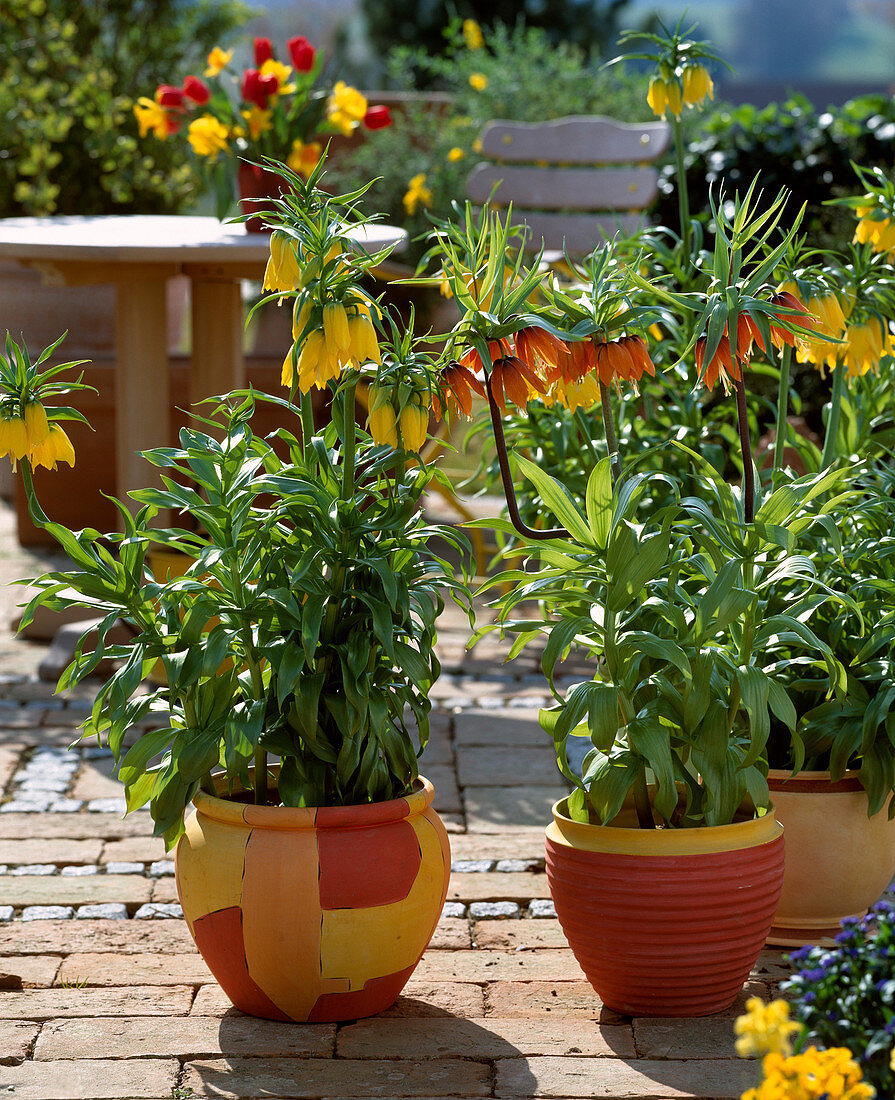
[134,35,393,219]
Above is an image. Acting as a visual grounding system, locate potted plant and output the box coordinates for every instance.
[134,34,394,224]
[6,168,472,1023]
[751,170,895,945]
[419,125,853,1012]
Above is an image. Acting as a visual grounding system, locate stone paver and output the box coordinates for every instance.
[495,1055,754,1098]
[33,1016,336,1059]
[2,1057,179,1099]
[337,1017,635,1059]
[181,1056,491,1098]
[0,524,800,1100]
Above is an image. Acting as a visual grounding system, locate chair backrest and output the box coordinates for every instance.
[466,115,671,256]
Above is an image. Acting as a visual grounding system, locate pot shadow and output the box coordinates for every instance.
[181,1000,658,1099]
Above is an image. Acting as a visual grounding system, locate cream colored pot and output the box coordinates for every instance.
[767,769,895,946]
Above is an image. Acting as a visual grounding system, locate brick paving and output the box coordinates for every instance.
[0,498,833,1100]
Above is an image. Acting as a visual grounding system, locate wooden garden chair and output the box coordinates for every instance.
[466,115,672,261]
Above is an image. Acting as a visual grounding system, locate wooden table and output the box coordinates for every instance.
[0,215,406,499]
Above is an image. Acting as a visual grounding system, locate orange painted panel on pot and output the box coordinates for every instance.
[175,775,450,1023]
[545,799,784,1017]
[767,769,895,946]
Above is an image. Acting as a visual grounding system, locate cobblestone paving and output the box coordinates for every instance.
[0,504,837,1100]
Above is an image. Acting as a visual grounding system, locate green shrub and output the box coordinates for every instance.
[0,0,250,216]
[656,93,895,250]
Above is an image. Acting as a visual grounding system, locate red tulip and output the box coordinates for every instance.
[241,68,272,109]
[288,35,316,73]
[182,76,210,105]
[253,37,273,66]
[156,84,185,108]
[363,105,392,130]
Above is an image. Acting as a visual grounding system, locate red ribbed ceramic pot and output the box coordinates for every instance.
[545,796,785,1017]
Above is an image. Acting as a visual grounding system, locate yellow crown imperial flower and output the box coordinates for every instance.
[292,299,313,342]
[30,423,76,471]
[681,64,714,107]
[23,400,50,447]
[281,344,297,388]
[647,76,668,118]
[664,78,683,118]
[296,329,341,393]
[0,413,30,467]
[844,317,886,378]
[399,395,429,453]
[347,314,381,365]
[264,231,303,292]
[323,303,351,356]
[367,386,398,448]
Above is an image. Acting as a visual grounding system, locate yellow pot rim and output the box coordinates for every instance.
[548,796,783,856]
[193,773,435,831]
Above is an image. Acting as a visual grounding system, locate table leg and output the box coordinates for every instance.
[190,275,245,415]
[115,274,171,501]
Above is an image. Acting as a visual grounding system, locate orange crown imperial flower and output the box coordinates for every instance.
[432,361,486,420]
[488,356,546,412]
[695,334,740,392]
[513,327,568,384]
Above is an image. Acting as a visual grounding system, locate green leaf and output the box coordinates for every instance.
[606,533,668,613]
[516,454,593,546]
[626,718,677,822]
[585,458,613,549]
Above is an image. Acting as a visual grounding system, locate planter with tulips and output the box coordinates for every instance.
[7,166,473,1022]
[134,34,393,223]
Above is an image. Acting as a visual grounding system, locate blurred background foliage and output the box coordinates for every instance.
[0,0,250,216]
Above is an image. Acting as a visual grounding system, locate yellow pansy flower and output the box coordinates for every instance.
[447,147,464,162]
[326,82,367,136]
[241,106,273,141]
[403,173,433,216]
[133,97,171,140]
[469,72,488,92]
[462,19,484,50]
[734,997,801,1059]
[205,47,233,77]
[287,139,322,178]
[259,58,294,95]
[187,115,229,157]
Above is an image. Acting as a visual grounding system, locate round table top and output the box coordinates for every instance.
[0,215,407,264]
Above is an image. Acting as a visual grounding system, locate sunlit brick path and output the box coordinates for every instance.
[0,498,799,1100]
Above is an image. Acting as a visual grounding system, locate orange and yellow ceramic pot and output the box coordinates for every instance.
[545,794,785,1017]
[175,774,450,1022]
[767,769,895,946]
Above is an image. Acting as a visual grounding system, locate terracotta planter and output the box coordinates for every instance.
[175,774,450,1022]
[767,768,895,946]
[545,796,785,1016]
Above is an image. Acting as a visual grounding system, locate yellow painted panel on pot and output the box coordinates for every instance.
[175,812,249,933]
[319,814,449,985]
[241,825,347,1021]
